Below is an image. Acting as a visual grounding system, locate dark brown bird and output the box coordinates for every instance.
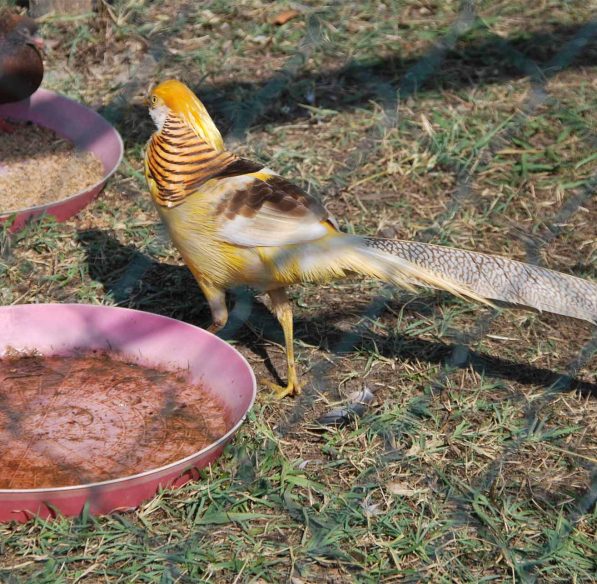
[0,9,44,132]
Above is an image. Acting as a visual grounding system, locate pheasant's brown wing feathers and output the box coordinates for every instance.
[217,174,326,220]
[214,157,264,179]
[215,172,333,247]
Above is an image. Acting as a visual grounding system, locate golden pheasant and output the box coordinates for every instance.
[144,80,597,398]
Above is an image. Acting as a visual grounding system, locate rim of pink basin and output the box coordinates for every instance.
[0,88,123,229]
[0,304,256,521]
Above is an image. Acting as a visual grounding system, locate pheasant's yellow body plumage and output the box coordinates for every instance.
[144,80,597,398]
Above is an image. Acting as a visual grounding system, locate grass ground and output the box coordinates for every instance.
[0,1,596,582]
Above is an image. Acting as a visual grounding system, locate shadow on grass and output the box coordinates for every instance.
[107,21,597,149]
[77,228,597,399]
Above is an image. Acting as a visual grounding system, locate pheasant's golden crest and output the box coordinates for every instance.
[150,79,224,150]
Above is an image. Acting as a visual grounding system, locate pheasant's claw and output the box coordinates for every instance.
[207,320,226,334]
[260,377,301,399]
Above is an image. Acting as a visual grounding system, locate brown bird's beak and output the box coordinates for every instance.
[22,27,45,53]
[30,35,45,51]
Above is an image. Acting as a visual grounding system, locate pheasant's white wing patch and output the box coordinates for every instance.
[215,173,331,248]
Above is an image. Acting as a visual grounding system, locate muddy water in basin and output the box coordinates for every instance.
[0,351,230,489]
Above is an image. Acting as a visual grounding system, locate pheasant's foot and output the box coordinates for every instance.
[207,321,226,334]
[260,377,301,399]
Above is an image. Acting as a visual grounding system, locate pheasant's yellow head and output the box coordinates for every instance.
[148,79,224,151]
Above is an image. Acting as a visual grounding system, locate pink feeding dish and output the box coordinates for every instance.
[0,304,256,523]
[0,89,123,232]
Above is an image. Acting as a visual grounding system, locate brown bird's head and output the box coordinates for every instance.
[147,79,225,151]
[0,10,44,53]
[0,9,44,104]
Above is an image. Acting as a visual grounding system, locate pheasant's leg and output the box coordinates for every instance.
[197,280,228,333]
[263,288,301,398]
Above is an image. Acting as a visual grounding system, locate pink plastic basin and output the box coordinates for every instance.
[0,304,256,523]
[0,89,123,232]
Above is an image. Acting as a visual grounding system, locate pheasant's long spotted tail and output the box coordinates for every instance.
[365,238,597,324]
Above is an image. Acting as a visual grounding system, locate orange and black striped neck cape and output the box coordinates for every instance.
[146,114,262,208]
